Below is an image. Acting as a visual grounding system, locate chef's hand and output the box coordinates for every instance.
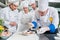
[10,22,17,26]
[28,23,34,28]
[37,27,50,34]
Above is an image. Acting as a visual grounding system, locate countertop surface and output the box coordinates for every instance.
[0,34,57,40]
[7,33,39,40]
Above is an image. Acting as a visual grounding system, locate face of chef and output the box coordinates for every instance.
[23,7,29,13]
[31,3,36,10]
[9,3,18,11]
[38,9,48,16]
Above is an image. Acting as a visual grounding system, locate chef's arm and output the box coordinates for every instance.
[31,15,38,29]
[0,11,10,27]
[48,9,59,33]
[31,14,42,29]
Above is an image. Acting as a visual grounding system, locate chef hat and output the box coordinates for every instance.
[8,0,16,3]
[38,0,49,12]
[29,0,35,5]
[8,0,19,6]
[13,1,19,6]
[22,1,29,8]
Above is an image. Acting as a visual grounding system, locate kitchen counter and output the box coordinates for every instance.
[0,34,57,40]
[7,32,39,40]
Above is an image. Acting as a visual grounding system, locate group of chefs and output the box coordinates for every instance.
[0,0,59,40]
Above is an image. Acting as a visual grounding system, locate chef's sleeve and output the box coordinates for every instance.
[49,8,59,33]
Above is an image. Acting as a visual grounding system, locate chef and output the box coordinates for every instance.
[29,0,38,12]
[17,1,34,32]
[28,0,38,24]
[1,0,19,34]
[28,0,59,40]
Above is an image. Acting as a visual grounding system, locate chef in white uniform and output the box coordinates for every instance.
[17,1,33,32]
[35,0,59,34]
[1,0,19,34]
[28,0,59,40]
[29,0,38,22]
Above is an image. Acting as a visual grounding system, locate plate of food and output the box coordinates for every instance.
[18,30,35,36]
